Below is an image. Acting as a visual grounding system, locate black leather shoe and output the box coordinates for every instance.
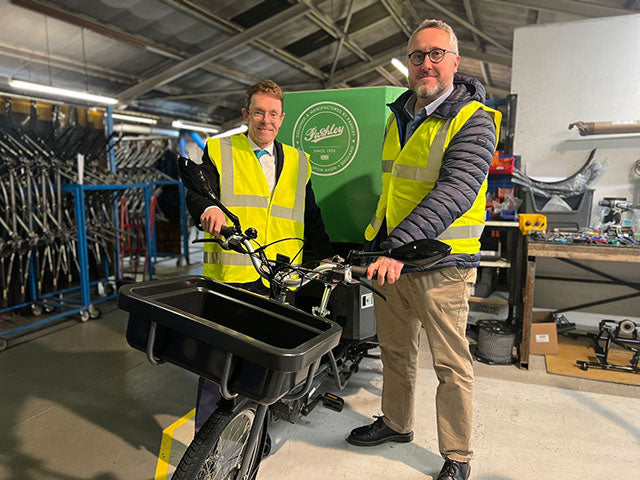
[437,458,471,480]
[347,417,413,446]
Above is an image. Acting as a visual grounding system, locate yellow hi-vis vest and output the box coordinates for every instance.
[202,135,310,284]
[365,101,501,255]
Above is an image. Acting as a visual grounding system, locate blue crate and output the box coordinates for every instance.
[487,174,514,194]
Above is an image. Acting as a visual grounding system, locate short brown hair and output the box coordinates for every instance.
[243,79,284,111]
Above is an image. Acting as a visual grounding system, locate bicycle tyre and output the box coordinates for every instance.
[172,401,264,480]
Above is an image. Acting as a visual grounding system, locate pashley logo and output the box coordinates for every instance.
[292,101,359,176]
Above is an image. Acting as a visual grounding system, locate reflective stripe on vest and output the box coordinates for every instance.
[203,251,255,266]
[270,149,307,222]
[219,136,269,208]
[203,135,308,284]
[365,100,501,255]
[392,118,452,183]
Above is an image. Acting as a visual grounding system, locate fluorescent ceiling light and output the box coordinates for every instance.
[391,57,408,78]
[112,112,157,125]
[9,79,118,105]
[211,124,248,138]
[172,120,219,134]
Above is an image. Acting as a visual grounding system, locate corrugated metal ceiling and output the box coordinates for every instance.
[0,0,638,130]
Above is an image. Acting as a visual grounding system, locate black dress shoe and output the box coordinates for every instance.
[347,417,413,446]
[437,458,471,480]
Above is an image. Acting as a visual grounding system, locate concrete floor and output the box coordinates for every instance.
[1,297,639,480]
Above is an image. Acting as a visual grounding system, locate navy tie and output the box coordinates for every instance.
[254,149,269,161]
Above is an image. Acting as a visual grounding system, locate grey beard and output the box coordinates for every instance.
[415,83,444,99]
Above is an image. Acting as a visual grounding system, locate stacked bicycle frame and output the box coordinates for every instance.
[0,117,187,351]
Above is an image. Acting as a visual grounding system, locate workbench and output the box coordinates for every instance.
[519,239,640,368]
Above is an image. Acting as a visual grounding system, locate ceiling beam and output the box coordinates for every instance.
[0,42,137,85]
[459,48,511,67]
[11,0,260,87]
[461,0,491,89]
[165,0,327,80]
[330,41,511,86]
[301,0,373,63]
[331,45,406,84]
[116,3,310,104]
[380,0,413,37]
[480,0,636,18]
[328,0,357,83]
[375,66,404,87]
[141,82,325,102]
[421,0,512,54]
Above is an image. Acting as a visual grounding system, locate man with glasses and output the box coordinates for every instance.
[347,20,501,480]
[186,79,330,434]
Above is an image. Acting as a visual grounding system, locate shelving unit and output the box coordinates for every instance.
[470,220,522,324]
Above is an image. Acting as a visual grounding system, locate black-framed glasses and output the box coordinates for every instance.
[407,48,457,66]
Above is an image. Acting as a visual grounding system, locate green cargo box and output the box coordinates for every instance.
[278,86,406,243]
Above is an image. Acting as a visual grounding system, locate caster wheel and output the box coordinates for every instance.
[176,257,183,267]
[104,283,115,296]
[78,310,90,322]
[0,338,8,352]
[88,305,101,320]
[31,304,44,316]
[45,305,57,313]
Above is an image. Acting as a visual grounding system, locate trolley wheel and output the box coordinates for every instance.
[78,310,90,322]
[30,304,44,317]
[176,257,183,267]
[173,401,266,480]
[0,338,8,352]
[44,305,56,313]
[88,304,101,320]
[104,283,115,296]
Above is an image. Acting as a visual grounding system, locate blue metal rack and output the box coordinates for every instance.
[0,179,189,350]
[148,180,189,267]
[0,107,189,351]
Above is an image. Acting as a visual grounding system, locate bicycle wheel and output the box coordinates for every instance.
[173,401,265,480]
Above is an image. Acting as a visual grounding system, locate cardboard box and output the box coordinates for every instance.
[529,312,558,355]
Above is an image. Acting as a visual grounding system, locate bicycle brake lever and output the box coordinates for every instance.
[192,237,229,249]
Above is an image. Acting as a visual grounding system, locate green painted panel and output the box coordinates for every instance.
[278,86,406,243]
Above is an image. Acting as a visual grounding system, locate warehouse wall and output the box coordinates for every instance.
[511,15,640,318]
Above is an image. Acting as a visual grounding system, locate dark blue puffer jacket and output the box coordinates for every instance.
[378,73,498,271]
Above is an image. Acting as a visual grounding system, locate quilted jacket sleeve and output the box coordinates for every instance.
[381,109,497,250]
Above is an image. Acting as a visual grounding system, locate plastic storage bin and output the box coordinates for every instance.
[118,276,342,405]
[522,189,594,231]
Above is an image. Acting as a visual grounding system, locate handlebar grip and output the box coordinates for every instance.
[219,225,236,238]
[350,265,369,279]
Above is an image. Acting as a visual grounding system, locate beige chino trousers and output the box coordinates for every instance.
[376,266,476,462]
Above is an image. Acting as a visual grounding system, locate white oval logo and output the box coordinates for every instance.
[292,101,359,176]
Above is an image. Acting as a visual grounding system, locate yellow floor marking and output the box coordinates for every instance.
[155,409,196,480]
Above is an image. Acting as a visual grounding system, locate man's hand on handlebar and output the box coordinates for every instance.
[200,207,228,237]
[367,256,404,286]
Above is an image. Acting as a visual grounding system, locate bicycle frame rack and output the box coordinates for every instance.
[1,103,188,351]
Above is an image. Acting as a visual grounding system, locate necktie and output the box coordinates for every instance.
[254,149,269,161]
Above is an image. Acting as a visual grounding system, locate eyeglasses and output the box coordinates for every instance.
[407,48,457,66]
[250,110,282,121]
